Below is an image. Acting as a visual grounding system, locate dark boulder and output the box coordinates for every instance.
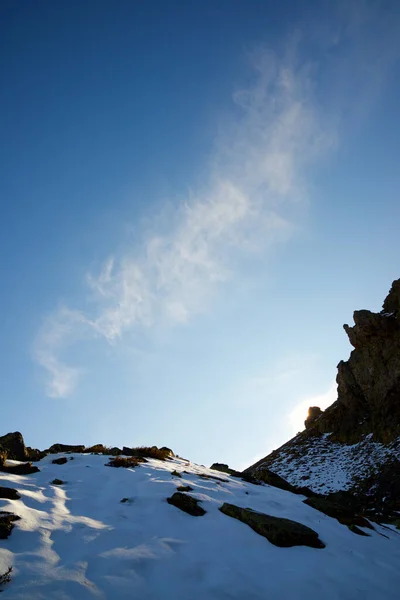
[0,462,39,475]
[0,432,28,461]
[122,446,171,460]
[177,485,193,492]
[160,446,175,457]
[219,503,325,548]
[106,456,146,468]
[303,496,373,533]
[0,487,20,500]
[167,492,206,516]
[210,463,237,475]
[52,457,68,465]
[84,444,108,454]
[109,447,122,456]
[48,443,86,454]
[26,447,47,461]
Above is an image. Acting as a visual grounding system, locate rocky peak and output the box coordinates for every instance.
[382,278,400,317]
[304,278,400,443]
[245,279,400,518]
[304,407,323,429]
[0,432,28,461]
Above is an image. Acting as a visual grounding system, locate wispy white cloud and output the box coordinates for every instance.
[34,307,87,398]
[34,48,334,397]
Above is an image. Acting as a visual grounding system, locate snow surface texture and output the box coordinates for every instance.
[1,453,400,599]
[262,433,400,494]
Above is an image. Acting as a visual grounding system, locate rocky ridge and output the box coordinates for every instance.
[245,279,400,520]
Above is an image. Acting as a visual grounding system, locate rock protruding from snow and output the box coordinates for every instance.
[167,492,206,516]
[219,503,325,548]
[48,443,86,454]
[0,432,28,461]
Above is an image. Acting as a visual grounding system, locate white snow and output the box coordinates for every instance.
[262,435,400,494]
[0,452,399,599]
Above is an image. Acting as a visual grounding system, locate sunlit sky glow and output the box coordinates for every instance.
[1,1,400,468]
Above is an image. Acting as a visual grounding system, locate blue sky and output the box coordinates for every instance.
[1,1,399,469]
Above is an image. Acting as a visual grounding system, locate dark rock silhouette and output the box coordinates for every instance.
[245,279,400,520]
[305,407,323,429]
[219,503,325,548]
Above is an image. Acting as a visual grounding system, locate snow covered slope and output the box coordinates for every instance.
[1,452,400,599]
[248,432,400,495]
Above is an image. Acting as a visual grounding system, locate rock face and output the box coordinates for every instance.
[245,279,400,519]
[301,279,400,444]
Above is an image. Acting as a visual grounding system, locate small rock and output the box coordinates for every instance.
[52,457,68,465]
[106,456,145,468]
[0,487,20,500]
[167,492,206,516]
[160,446,175,457]
[51,479,65,485]
[177,485,193,492]
[199,473,226,483]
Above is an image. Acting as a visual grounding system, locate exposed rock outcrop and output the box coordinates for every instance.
[305,407,323,429]
[307,279,400,444]
[210,463,235,474]
[245,279,400,520]
[219,503,325,548]
[0,462,40,475]
[0,487,20,500]
[47,443,86,454]
[303,496,373,534]
[0,432,28,461]
[167,492,206,516]
[52,457,68,465]
[0,432,45,463]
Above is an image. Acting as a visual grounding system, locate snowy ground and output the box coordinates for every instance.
[262,433,400,494]
[1,452,400,599]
